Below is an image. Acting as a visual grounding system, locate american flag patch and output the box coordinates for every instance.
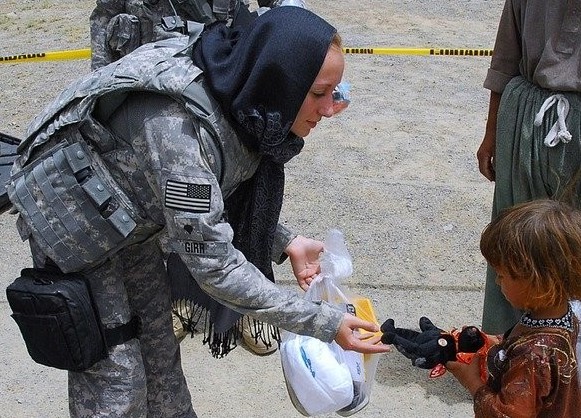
[165,180,211,213]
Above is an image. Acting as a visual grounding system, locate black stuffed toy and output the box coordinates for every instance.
[381,317,488,379]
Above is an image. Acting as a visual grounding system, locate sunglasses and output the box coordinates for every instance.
[332,81,351,115]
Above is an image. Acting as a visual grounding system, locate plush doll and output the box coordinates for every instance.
[381,317,491,381]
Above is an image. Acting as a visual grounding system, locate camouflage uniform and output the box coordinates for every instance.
[89,0,249,69]
[8,36,343,417]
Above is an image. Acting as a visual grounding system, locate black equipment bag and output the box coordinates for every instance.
[6,268,140,371]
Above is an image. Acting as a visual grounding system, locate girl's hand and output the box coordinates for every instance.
[446,357,485,396]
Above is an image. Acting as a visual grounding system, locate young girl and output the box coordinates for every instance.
[448,199,581,417]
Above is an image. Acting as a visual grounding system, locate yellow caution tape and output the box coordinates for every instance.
[0,46,493,65]
[0,48,91,64]
[343,47,493,56]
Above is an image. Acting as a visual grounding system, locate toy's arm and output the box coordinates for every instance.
[380,319,423,362]
[381,317,455,369]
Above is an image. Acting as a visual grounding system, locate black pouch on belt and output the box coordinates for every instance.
[6,268,141,372]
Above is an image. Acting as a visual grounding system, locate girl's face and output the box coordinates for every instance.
[290,45,344,137]
[495,269,532,311]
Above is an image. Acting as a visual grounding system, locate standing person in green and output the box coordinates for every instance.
[476,0,581,334]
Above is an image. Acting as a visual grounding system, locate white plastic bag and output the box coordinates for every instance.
[280,229,381,416]
[280,336,354,416]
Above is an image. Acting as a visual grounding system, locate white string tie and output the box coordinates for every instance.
[534,94,572,147]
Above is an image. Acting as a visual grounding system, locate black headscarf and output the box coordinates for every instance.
[193,6,336,157]
[193,6,336,280]
[170,7,337,357]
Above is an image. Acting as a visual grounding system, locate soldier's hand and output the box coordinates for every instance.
[285,235,324,291]
[334,313,391,354]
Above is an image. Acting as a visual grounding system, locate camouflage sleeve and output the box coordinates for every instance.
[90,0,127,69]
[114,93,343,342]
[272,223,296,264]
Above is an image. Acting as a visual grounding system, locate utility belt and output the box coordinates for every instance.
[6,268,141,372]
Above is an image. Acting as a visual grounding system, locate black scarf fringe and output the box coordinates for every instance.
[242,315,281,351]
[172,299,281,358]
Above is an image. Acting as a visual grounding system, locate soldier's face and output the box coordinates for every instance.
[291,45,344,138]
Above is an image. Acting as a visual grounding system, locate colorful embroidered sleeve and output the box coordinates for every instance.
[474,332,577,418]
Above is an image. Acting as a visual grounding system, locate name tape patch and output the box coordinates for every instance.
[171,240,228,256]
[165,180,211,213]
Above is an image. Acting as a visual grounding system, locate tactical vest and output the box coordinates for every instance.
[170,0,237,25]
[8,35,227,273]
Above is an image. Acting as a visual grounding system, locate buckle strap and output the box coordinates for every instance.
[104,316,141,347]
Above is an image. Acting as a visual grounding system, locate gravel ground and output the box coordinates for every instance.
[1,1,503,417]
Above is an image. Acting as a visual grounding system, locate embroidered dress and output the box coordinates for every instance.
[474,308,580,418]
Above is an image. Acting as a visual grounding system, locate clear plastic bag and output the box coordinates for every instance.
[280,229,381,416]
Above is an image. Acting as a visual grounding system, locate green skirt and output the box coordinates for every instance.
[482,76,581,334]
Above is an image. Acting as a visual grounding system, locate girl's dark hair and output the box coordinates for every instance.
[480,199,581,309]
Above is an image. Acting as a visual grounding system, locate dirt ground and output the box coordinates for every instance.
[0,0,504,417]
